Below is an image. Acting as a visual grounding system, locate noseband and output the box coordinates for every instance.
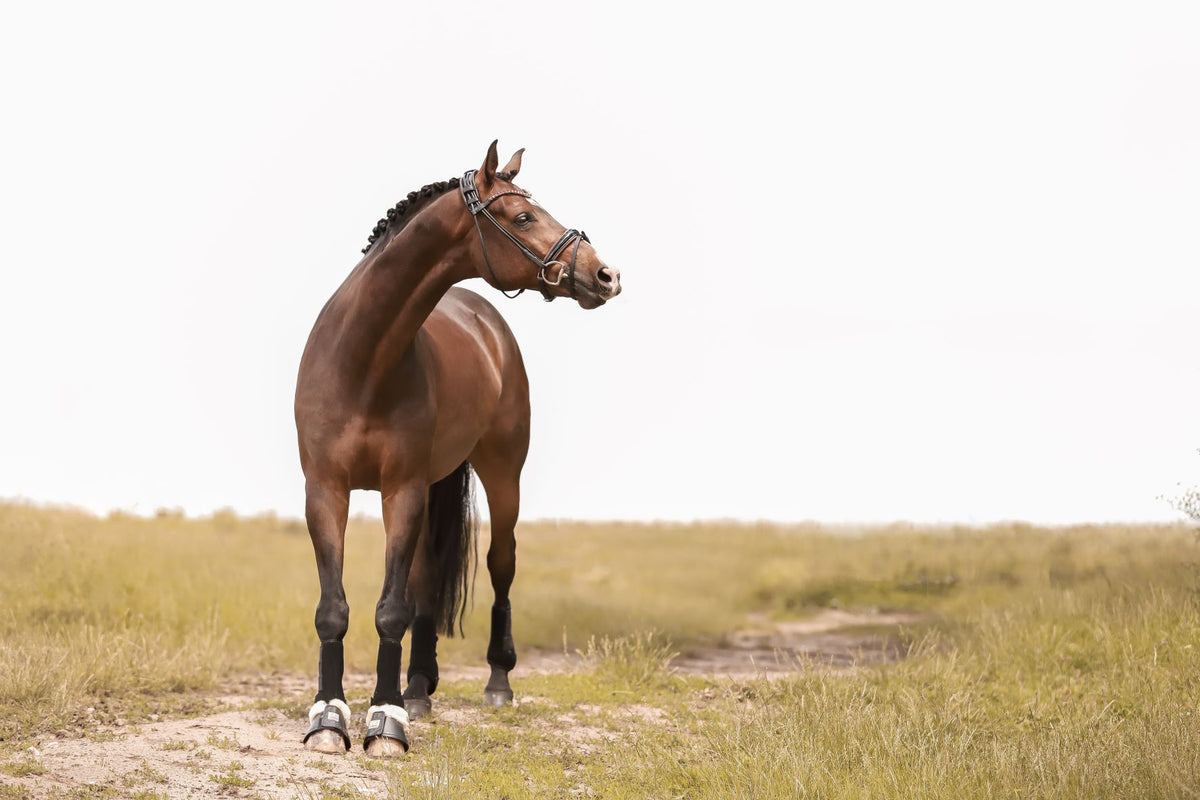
[460,169,589,302]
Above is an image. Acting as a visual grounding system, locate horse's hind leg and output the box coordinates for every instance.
[302,478,352,754]
[401,529,439,721]
[472,447,524,707]
[404,462,478,720]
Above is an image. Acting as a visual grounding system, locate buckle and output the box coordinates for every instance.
[460,170,484,215]
[539,261,566,287]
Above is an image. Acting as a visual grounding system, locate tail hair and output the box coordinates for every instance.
[427,461,478,637]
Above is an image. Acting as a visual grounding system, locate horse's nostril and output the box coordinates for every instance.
[597,267,613,285]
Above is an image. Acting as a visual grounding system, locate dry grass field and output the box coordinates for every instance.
[2,502,1200,798]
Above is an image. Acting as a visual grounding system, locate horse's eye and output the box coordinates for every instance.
[514,213,534,227]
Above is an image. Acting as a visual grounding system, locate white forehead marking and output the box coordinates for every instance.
[528,198,541,207]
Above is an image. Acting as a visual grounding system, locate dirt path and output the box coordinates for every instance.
[671,608,924,675]
[3,610,925,799]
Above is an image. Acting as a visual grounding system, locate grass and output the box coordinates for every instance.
[3,502,1200,796]
[121,761,166,787]
[207,760,255,788]
[391,591,1200,799]
[204,731,239,750]
[0,759,44,777]
[208,762,255,786]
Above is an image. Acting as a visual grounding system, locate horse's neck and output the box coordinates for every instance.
[331,210,470,389]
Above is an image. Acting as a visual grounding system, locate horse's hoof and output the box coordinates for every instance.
[363,704,409,757]
[303,699,350,754]
[403,674,434,720]
[365,736,408,757]
[304,729,348,754]
[404,696,432,720]
[484,665,513,707]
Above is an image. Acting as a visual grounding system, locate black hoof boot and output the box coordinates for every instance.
[483,665,514,707]
[303,699,351,754]
[402,673,434,720]
[363,704,410,757]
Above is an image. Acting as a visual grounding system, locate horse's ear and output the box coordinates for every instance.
[498,148,524,181]
[479,140,500,186]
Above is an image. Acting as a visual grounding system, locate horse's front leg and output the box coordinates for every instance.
[364,481,426,757]
[302,479,353,754]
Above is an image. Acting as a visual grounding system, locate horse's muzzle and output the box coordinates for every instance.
[597,265,622,299]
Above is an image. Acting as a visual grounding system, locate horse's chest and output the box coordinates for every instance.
[325,408,435,489]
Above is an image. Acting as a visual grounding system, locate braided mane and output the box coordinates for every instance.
[360,170,519,255]
[361,176,461,255]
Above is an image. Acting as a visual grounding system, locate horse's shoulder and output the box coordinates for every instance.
[440,285,499,315]
[434,287,513,334]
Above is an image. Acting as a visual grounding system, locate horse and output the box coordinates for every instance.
[293,141,622,756]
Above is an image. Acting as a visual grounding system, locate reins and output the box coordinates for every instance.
[460,169,589,302]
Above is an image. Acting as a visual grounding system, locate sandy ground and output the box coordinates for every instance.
[3,610,924,799]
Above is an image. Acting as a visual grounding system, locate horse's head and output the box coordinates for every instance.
[460,141,621,309]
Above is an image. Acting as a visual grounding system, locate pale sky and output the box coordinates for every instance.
[1,1,1198,524]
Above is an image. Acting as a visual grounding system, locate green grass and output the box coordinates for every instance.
[3,502,1200,796]
[204,731,239,750]
[392,591,1200,799]
[121,761,166,787]
[0,759,45,777]
[207,760,255,788]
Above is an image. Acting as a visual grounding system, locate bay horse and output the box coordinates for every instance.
[293,142,621,756]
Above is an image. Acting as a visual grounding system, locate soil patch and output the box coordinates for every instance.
[2,609,921,799]
[671,608,928,676]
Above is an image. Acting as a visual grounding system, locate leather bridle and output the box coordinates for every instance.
[460,169,590,302]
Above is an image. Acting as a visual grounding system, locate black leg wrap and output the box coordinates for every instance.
[315,640,344,703]
[407,615,440,695]
[487,602,517,671]
[371,638,404,707]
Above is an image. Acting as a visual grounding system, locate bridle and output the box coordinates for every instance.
[460,169,590,302]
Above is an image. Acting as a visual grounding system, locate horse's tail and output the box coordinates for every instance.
[427,461,478,637]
